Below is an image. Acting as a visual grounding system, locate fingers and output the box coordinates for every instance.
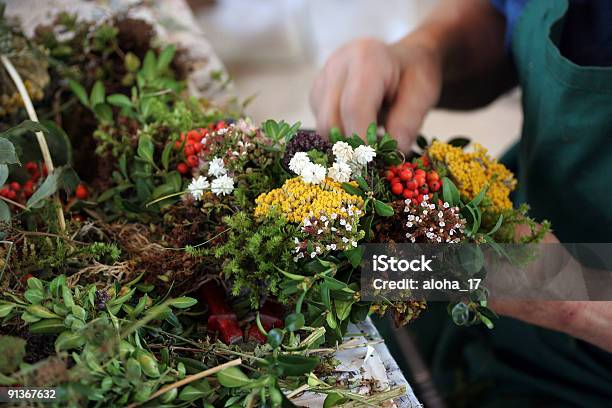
[339,63,387,138]
[385,65,439,153]
[310,61,346,137]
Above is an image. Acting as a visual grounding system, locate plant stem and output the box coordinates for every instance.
[126,358,242,407]
[1,54,66,231]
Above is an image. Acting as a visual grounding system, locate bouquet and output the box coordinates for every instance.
[0,9,548,407]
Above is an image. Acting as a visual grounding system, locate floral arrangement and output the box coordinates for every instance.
[0,9,549,408]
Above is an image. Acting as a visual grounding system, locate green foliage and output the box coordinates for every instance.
[0,336,26,374]
[214,212,299,307]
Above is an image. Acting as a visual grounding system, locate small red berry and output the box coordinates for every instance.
[426,170,439,183]
[9,182,20,191]
[385,170,395,181]
[391,183,404,195]
[402,162,412,170]
[31,170,40,182]
[399,169,413,181]
[186,155,199,168]
[415,169,426,178]
[42,165,48,177]
[406,180,418,190]
[72,214,85,222]
[403,189,415,199]
[75,184,89,200]
[187,130,200,141]
[177,162,189,174]
[6,190,16,200]
[193,142,203,153]
[184,144,195,157]
[429,180,441,192]
[419,184,429,194]
[0,187,9,197]
[174,140,182,150]
[421,156,430,167]
[216,121,227,130]
[390,177,401,185]
[25,162,38,173]
[415,176,426,187]
[179,132,186,141]
[417,194,424,203]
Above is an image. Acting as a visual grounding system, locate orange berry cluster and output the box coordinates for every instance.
[174,121,228,175]
[386,156,442,205]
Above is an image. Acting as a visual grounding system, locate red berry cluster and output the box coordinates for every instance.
[386,158,441,205]
[174,121,228,175]
[0,161,45,203]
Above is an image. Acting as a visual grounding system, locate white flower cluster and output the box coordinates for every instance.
[188,156,235,200]
[288,141,376,185]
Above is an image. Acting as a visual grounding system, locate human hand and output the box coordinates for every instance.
[310,37,443,152]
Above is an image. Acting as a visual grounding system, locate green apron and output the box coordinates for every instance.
[380,1,612,406]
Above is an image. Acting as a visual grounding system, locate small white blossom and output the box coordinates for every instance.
[353,145,376,166]
[208,157,227,177]
[301,162,326,184]
[332,141,354,163]
[188,176,210,201]
[211,175,234,196]
[288,152,311,175]
[328,160,352,183]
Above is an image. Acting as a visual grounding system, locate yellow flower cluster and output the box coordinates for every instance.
[254,177,364,223]
[428,141,516,211]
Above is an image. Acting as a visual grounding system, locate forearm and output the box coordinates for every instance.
[492,301,612,352]
[392,0,515,109]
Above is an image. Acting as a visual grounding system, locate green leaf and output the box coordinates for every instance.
[442,177,460,206]
[24,289,44,304]
[341,182,363,197]
[26,305,59,319]
[93,103,113,122]
[161,142,173,170]
[0,164,7,185]
[90,80,106,107]
[179,383,212,401]
[448,136,470,148]
[373,199,394,217]
[68,79,89,107]
[55,331,85,351]
[335,299,353,321]
[0,138,19,165]
[416,134,428,150]
[285,313,305,332]
[142,50,157,80]
[354,175,369,191]
[267,328,285,348]
[157,45,176,72]
[329,127,344,144]
[366,122,377,145]
[0,303,15,317]
[324,392,348,408]
[468,185,488,207]
[276,355,319,376]
[216,366,251,388]
[137,135,155,164]
[29,318,64,334]
[106,94,132,109]
[486,214,504,236]
[343,246,364,268]
[0,200,9,222]
[170,297,197,309]
[26,171,61,209]
[451,302,470,326]
[26,276,43,291]
[320,285,332,310]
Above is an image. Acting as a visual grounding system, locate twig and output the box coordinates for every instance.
[1,54,66,231]
[126,358,242,408]
[0,195,28,211]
